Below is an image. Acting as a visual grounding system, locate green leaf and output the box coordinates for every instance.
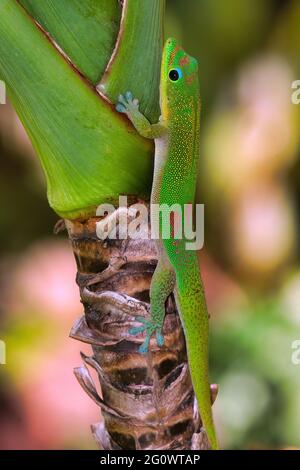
[98,0,165,123]
[0,0,153,219]
[18,0,122,84]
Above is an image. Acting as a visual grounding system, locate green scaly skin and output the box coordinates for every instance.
[116,38,219,450]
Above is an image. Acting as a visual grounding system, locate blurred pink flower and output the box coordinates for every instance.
[19,339,99,449]
[204,56,298,194]
[200,251,247,315]
[230,185,296,274]
[11,239,81,321]
[2,239,100,449]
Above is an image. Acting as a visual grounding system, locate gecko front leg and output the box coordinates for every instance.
[116,92,167,139]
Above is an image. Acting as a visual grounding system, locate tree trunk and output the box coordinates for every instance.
[65,204,214,450]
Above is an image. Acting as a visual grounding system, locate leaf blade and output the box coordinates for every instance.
[0,0,153,219]
[98,0,165,122]
[18,0,122,84]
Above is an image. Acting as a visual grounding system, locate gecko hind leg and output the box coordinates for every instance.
[129,261,176,354]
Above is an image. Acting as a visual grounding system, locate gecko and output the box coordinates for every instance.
[116,37,219,450]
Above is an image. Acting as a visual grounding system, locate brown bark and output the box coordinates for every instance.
[65,206,215,450]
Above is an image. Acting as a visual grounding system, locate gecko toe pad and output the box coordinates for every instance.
[129,318,165,353]
[116,92,139,115]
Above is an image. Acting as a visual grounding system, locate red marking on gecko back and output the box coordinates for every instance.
[180,56,190,66]
[170,211,181,239]
[186,72,197,85]
[170,211,176,238]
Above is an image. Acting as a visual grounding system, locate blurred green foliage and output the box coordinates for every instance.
[211,297,300,448]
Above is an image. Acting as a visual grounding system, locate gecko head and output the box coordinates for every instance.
[160,38,199,116]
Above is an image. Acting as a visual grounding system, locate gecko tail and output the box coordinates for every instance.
[174,273,219,450]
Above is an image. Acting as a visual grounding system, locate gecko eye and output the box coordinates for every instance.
[169,68,182,82]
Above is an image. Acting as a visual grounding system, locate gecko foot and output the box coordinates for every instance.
[116,91,139,114]
[129,316,164,354]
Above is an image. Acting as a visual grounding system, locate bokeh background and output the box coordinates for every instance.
[1,0,300,449]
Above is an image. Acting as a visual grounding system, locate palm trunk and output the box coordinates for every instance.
[65,204,215,450]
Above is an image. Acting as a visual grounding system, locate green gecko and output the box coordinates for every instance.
[116,38,219,450]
